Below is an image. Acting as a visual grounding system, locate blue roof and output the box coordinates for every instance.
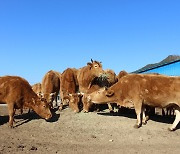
[133,59,180,74]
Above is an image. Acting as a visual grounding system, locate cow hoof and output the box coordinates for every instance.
[58,107,63,111]
[142,121,147,125]
[82,109,89,113]
[9,125,14,129]
[134,124,141,129]
[110,110,114,114]
[168,127,176,132]
[73,110,79,113]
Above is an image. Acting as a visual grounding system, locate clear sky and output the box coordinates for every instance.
[0,0,179,84]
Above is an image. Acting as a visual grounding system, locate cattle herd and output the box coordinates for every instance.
[0,59,180,131]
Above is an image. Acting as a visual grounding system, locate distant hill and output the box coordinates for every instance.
[133,55,180,73]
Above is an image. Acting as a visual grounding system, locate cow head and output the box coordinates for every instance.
[41,92,56,107]
[87,59,103,78]
[32,98,52,120]
[87,87,115,104]
[64,93,82,112]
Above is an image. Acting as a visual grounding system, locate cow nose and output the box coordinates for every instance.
[46,113,52,120]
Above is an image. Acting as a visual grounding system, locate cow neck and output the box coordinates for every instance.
[82,73,95,89]
[23,92,38,109]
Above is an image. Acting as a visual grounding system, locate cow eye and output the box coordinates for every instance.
[94,65,98,68]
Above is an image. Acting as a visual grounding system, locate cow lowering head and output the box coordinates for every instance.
[64,93,83,112]
[32,98,52,120]
[87,87,115,104]
[42,92,56,108]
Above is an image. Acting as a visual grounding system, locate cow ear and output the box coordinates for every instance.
[87,62,92,66]
[87,62,92,68]
[106,89,114,97]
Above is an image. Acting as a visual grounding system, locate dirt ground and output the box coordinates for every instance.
[0,104,180,154]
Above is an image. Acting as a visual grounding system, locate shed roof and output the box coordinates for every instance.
[133,55,180,73]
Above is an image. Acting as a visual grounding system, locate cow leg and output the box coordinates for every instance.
[59,101,63,111]
[168,109,180,131]
[54,95,58,108]
[134,101,143,129]
[142,106,147,125]
[162,108,165,116]
[8,103,15,128]
[108,103,114,113]
[82,95,91,113]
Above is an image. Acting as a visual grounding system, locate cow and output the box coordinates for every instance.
[76,59,104,112]
[77,59,104,93]
[41,70,61,108]
[84,69,118,112]
[59,68,80,112]
[0,76,52,128]
[87,74,180,131]
[32,83,42,98]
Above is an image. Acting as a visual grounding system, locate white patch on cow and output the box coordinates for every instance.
[144,89,149,93]
[124,80,129,83]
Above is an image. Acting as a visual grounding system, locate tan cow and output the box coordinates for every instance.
[0,76,52,128]
[59,68,80,112]
[77,59,104,93]
[41,70,61,108]
[76,59,104,111]
[87,74,180,131]
[84,69,118,112]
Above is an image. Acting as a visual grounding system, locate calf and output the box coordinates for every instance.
[0,76,52,128]
[87,74,180,131]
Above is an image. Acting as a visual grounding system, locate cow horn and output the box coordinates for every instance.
[91,59,93,63]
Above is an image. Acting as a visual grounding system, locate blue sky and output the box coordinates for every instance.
[0,0,179,84]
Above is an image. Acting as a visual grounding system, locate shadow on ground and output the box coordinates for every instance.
[0,108,60,128]
[97,108,180,130]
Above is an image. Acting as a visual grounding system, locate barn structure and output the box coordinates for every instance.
[133,55,180,76]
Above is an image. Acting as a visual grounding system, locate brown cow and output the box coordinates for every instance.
[77,59,104,93]
[84,69,118,112]
[32,83,42,97]
[87,74,180,131]
[59,68,80,112]
[76,59,104,112]
[0,76,52,128]
[41,70,61,108]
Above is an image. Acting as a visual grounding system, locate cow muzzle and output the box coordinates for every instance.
[45,113,52,120]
